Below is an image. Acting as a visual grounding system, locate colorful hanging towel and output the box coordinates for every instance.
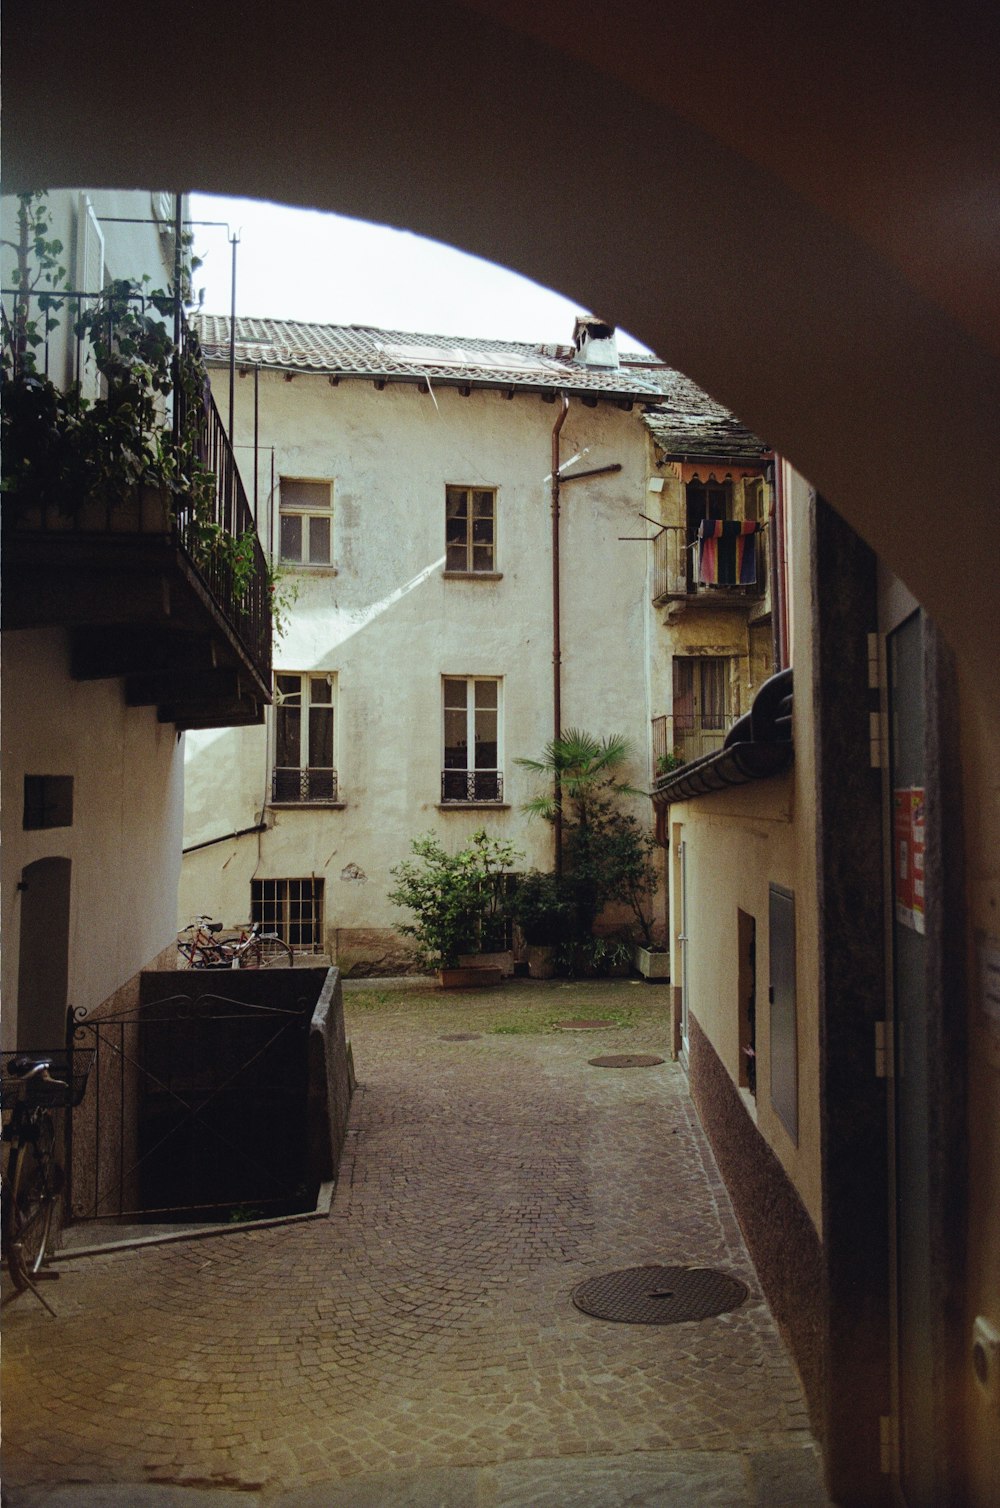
[697,519,762,585]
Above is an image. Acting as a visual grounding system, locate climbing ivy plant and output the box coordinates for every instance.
[1,191,292,633]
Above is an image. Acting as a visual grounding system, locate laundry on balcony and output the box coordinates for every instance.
[697,519,762,586]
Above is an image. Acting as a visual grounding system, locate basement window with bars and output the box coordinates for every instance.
[251,878,324,950]
[279,478,333,566]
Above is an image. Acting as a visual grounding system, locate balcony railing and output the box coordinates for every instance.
[271,767,339,803]
[651,524,767,606]
[176,328,272,682]
[441,769,504,803]
[652,712,738,777]
[2,286,272,690]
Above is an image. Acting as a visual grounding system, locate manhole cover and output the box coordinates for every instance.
[439,1033,482,1041]
[555,1018,617,1030]
[572,1264,749,1325]
[588,1053,665,1068]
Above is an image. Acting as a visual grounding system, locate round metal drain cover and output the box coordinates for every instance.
[555,1018,617,1030]
[572,1264,749,1325]
[588,1053,665,1068]
[439,1033,482,1041]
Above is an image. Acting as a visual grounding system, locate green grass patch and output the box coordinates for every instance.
[487,1005,641,1036]
[344,989,394,1011]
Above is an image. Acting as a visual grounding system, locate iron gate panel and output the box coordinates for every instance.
[69,991,314,1223]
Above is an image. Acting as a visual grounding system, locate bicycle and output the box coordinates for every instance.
[2,1050,93,1314]
[178,917,293,970]
[231,921,294,970]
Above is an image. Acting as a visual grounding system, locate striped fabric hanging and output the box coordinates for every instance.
[697,519,762,585]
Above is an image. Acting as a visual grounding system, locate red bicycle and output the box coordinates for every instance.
[178,917,293,969]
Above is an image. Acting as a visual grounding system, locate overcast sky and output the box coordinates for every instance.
[189,194,649,351]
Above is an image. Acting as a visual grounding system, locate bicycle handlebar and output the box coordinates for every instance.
[7,1056,69,1089]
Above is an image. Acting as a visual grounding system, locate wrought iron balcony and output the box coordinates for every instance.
[651,524,768,608]
[652,712,738,779]
[2,285,272,728]
[271,767,339,804]
[441,769,504,803]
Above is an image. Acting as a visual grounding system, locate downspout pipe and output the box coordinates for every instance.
[772,458,790,670]
[551,392,569,873]
[183,821,267,855]
[228,232,238,450]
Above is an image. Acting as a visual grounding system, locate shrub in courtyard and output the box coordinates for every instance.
[517,728,659,952]
[388,828,523,971]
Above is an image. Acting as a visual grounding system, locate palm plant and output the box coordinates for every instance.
[516,730,657,947]
[516,729,644,823]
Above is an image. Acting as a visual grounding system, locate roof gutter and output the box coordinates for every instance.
[203,356,656,407]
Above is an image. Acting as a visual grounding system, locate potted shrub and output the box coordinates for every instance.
[517,730,665,979]
[388,829,522,986]
[510,870,574,978]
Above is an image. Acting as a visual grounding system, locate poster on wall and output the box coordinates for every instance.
[893,786,925,934]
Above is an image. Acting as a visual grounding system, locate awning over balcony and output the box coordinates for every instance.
[651,668,793,841]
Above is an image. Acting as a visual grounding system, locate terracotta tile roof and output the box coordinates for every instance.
[195,315,769,457]
[195,315,666,400]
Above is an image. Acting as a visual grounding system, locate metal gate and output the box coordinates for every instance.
[68,990,314,1225]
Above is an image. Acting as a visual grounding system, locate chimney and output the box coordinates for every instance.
[572,316,619,369]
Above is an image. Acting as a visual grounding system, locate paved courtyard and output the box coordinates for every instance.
[3,979,829,1506]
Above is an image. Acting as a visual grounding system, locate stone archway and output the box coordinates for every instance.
[7,1,1000,713]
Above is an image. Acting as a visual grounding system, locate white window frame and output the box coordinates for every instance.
[441,675,504,804]
[271,671,338,803]
[278,477,334,568]
[444,485,498,575]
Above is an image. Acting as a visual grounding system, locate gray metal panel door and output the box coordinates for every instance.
[888,609,933,1506]
[769,883,798,1142]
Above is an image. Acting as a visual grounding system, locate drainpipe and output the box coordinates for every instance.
[228,232,238,451]
[772,458,790,670]
[253,363,260,526]
[172,195,183,454]
[551,393,569,873]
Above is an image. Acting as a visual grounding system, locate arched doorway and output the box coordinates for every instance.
[17,856,72,1051]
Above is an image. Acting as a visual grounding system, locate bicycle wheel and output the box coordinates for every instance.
[241,934,294,968]
[3,1118,59,1290]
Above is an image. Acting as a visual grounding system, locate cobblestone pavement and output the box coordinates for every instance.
[3,980,830,1506]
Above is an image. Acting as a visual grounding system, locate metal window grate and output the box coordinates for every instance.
[441,769,503,803]
[251,878,324,950]
[271,767,338,802]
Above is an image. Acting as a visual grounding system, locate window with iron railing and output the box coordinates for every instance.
[442,675,503,803]
[652,657,737,774]
[651,477,768,604]
[272,672,338,803]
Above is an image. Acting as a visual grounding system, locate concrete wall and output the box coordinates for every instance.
[1,188,179,379]
[1,627,185,1048]
[1,190,191,1049]
[181,371,665,968]
[667,468,821,1223]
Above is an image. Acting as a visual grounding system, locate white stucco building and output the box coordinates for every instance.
[180,316,773,972]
